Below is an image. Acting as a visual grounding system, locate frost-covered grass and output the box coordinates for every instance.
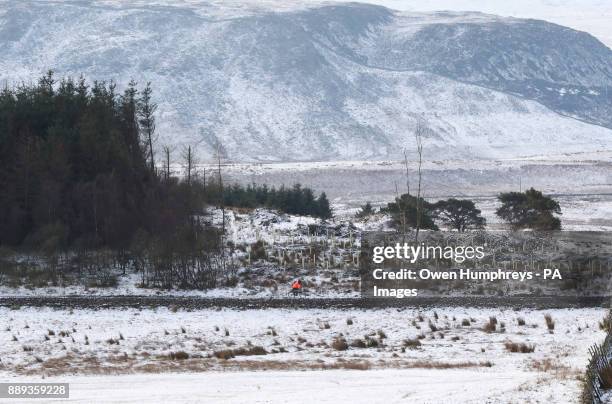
[0,306,605,402]
[0,306,604,375]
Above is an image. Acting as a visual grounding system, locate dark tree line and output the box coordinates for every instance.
[218,183,332,219]
[0,72,153,248]
[0,73,338,289]
[0,73,225,288]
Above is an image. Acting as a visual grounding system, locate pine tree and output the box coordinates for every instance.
[496,188,561,230]
[316,192,332,219]
[433,199,486,231]
[138,82,157,173]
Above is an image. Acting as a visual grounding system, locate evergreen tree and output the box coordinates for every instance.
[384,194,438,231]
[433,198,486,232]
[356,202,375,218]
[316,192,332,219]
[496,188,561,230]
[138,82,157,173]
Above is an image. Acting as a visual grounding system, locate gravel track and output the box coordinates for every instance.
[0,295,608,310]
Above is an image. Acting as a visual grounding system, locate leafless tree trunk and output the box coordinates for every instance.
[163,146,171,180]
[394,181,407,241]
[183,145,194,186]
[415,119,424,243]
[216,142,226,274]
[403,148,410,195]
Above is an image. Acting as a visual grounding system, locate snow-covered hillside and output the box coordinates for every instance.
[1,1,611,161]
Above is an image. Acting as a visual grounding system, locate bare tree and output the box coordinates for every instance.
[403,148,410,195]
[182,145,196,186]
[414,118,425,242]
[162,145,171,180]
[215,140,227,275]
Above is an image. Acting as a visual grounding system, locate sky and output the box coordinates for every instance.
[306,0,612,47]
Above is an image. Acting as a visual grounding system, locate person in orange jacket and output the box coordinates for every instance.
[291,279,302,296]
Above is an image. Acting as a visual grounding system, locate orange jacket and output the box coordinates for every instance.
[292,281,301,289]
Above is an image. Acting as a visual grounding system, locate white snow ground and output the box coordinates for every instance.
[0,369,563,403]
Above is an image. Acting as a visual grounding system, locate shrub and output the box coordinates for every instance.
[356,202,375,218]
[403,338,422,349]
[517,317,526,326]
[332,337,349,351]
[346,318,353,325]
[214,349,234,360]
[505,341,535,353]
[600,364,612,389]
[483,318,497,333]
[169,351,189,360]
[250,240,267,261]
[599,316,611,331]
[461,319,470,326]
[214,346,268,359]
[544,314,555,332]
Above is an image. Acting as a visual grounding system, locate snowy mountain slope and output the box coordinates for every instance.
[0,1,611,161]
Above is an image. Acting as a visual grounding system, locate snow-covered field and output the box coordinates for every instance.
[0,306,606,403]
[0,368,578,403]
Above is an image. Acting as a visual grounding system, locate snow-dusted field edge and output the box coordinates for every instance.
[0,307,606,403]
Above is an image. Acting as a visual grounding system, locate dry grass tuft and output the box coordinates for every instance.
[600,364,612,389]
[331,337,349,351]
[169,351,189,360]
[106,338,120,345]
[504,341,535,353]
[599,315,611,331]
[403,338,422,349]
[408,360,492,369]
[214,346,268,360]
[544,314,555,332]
[483,318,497,333]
